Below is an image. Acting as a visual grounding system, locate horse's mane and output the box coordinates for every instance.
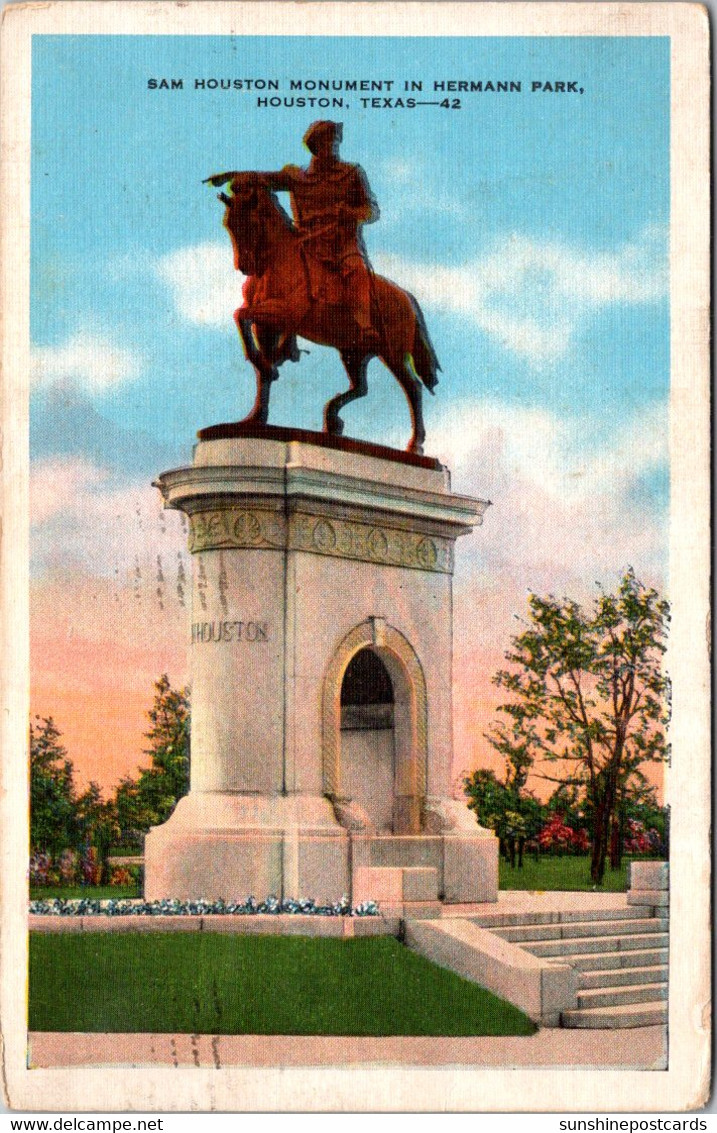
[253,184,297,236]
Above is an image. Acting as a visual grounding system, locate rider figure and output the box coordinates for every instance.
[208,121,380,351]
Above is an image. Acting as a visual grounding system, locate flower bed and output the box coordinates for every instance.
[29,895,379,917]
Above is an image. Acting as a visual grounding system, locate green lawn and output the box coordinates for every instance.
[29,932,536,1037]
[30,885,140,900]
[498,854,658,892]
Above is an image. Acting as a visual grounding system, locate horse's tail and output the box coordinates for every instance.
[408,296,441,393]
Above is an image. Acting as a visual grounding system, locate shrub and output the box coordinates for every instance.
[623,819,662,856]
[29,895,381,917]
[571,828,590,852]
[109,866,133,887]
[58,849,79,884]
[80,846,102,885]
[537,814,574,852]
[29,852,53,885]
[537,814,590,855]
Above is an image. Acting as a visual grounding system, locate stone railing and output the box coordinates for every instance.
[627,860,668,909]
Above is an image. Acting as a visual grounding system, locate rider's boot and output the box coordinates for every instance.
[349,271,380,353]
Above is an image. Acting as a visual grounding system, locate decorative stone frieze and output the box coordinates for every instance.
[186,505,454,572]
[290,512,453,573]
[188,507,285,552]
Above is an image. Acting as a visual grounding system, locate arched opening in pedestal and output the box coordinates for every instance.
[322,619,427,835]
[340,649,396,832]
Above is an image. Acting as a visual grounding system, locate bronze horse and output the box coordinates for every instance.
[218,177,440,454]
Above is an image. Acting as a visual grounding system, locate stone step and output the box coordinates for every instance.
[577,982,668,1009]
[492,918,665,944]
[561,1001,668,1029]
[580,964,668,989]
[471,906,653,930]
[528,932,668,958]
[570,947,668,971]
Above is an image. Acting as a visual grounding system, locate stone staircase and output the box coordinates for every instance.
[472,905,668,1029]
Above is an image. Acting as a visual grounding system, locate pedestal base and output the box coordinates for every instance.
[144,793,349,903]
[144,793,498,905]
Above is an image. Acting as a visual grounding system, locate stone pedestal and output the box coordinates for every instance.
[144,427,498,904]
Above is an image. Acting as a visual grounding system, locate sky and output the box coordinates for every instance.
[29,33,670,794]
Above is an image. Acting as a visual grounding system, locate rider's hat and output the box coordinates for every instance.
[303,120,342,153]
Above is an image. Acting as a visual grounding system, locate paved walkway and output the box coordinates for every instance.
[442,890,633,917]
[29,1026,667,1069]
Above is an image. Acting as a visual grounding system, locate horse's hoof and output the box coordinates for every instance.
[325,417,344,437]
[408,441,425,456]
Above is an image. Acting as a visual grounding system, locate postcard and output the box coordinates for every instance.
[0,0,710,1114]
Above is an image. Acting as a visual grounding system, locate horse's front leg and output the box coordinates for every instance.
[324,352,369,436]
[235,314,279,425]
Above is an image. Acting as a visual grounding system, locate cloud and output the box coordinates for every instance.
[375,226,667,365]
[156,227,667,365]
[157,241,243,327]
[432,398,667,504]
[30,456,187,582]
[379,157,472,222]
[30,456,111,526]
[429,396,667,609]
[31,333,142,390]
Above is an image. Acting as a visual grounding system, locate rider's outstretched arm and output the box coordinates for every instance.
[203,172,235,187]
[204,167,298,191]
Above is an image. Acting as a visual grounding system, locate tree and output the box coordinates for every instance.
[609,777,668,867]
[546,782,586,832]
[487,569,669,884]
[464,768,545,867]
[75,782,120,883]
[30,716,79,855]
[114,675,190,842]
[30,715,122,880]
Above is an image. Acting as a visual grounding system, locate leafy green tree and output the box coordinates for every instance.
[114,675,190,842]
[546,783,586,832]
[75,782,120,882]
[30,716,79,855]
[464,769,509,830]
[144,674,190,798]
[30,716,121,878]
[609,776,668,867]
[487,569,669,884]
[464,768,545,867]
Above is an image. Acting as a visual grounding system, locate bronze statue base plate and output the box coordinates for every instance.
[196,422,443,471]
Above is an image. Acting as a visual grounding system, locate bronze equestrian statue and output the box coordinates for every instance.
[205,121,440,455]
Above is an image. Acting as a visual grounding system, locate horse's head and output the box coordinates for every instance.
[221,177,265,275]
[222,176,293,276]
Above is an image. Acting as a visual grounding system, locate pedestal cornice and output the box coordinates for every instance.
[154,435,489,574]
